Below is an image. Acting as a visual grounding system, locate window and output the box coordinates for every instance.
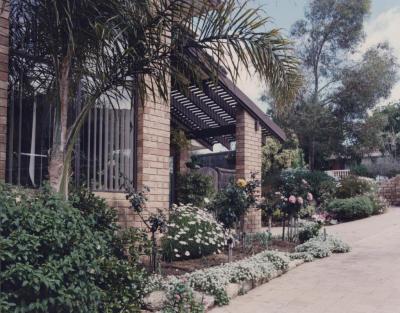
[7,82,136,191]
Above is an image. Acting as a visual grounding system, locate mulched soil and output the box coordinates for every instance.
[159,239,296,276]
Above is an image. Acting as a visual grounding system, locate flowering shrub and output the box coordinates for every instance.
[162,204,225,261]
[210,173,260,229]
[295,234,350,258]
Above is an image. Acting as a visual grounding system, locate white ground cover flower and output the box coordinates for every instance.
[295,234,350,258]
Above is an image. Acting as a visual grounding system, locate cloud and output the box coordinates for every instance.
[360,6,400,104]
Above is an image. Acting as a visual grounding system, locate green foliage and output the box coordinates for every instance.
[275,0,399,170]
[298,221,321,243]
[326,196,374,221]
[0,184,149,313]
[299,171,337,206]
[210,174,260,229]
[335,176,373,198]
[163,282,204,313]
[0,184,105,312]
[367,187,389,215]
[176,172,215,207]
[262,135,301,179]
[350,164,371,177]
[243,232,272,251]
[162,204,225,262]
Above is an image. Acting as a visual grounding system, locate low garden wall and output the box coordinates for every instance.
[379,175,400,206]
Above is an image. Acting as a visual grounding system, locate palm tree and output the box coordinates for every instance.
[10,0,302,195]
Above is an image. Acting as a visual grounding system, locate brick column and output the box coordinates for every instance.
[0,4,9,181]
[236,108,262,233]
[136,88,171,214]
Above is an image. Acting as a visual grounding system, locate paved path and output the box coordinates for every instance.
[211,207,400,313]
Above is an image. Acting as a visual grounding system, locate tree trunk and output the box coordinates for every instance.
[49,53,71,195]
[268,216,272,232]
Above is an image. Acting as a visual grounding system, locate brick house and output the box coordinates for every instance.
[0,3,286,233]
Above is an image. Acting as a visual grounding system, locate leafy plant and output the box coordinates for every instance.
[123,179,167,272]
[176,171,215,207]
[210,173,260,230]
[163,281,204,313]
[162,204,225,262]
[326,196,374,221]
[243,232,272,252]
[350,164,371,177]
[335,175,373,198]
[298,220,321,243]
[0,184,150,313]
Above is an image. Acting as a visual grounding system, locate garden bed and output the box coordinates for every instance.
[159,239,296,276]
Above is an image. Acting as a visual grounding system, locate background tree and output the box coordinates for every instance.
[10,0,301,195]
[265,0,398,169]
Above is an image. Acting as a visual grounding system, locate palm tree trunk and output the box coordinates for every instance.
[49,53,71,195]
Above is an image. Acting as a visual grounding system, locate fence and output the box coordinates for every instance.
[325,169,350,180]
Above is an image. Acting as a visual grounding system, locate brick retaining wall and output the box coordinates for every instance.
[379,175,400,206]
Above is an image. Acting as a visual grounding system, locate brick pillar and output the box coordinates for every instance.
[136,88,171,214]
[236,109,262,233]
[0,4,9,181]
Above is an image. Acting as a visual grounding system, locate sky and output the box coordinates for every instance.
[236,0,400,111]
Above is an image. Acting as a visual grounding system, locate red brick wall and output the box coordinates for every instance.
[95,92,171,229]
[235,108,262,233]
[0,3,9,181]
[94,192,147,229]
[379,175,400,206]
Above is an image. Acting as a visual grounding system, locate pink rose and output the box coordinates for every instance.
[297,197,304,205]
[288,195,296,204]
[307,192,313,201]
[175,294,181,301]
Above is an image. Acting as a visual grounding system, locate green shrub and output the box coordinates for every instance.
[176,171,215,207]
[335,175,373,198]
[210,174,260,229]
[162,204,225,261]
[326,196,374,221]
[0,184,107,312]
[298,220,321,243]
[0,184,148,313]
[350,164,371,177]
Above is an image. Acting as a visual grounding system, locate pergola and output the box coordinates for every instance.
[170,48,286,150]
[171,72,286,150]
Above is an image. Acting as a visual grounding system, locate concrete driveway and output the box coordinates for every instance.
[211,207,400,313]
